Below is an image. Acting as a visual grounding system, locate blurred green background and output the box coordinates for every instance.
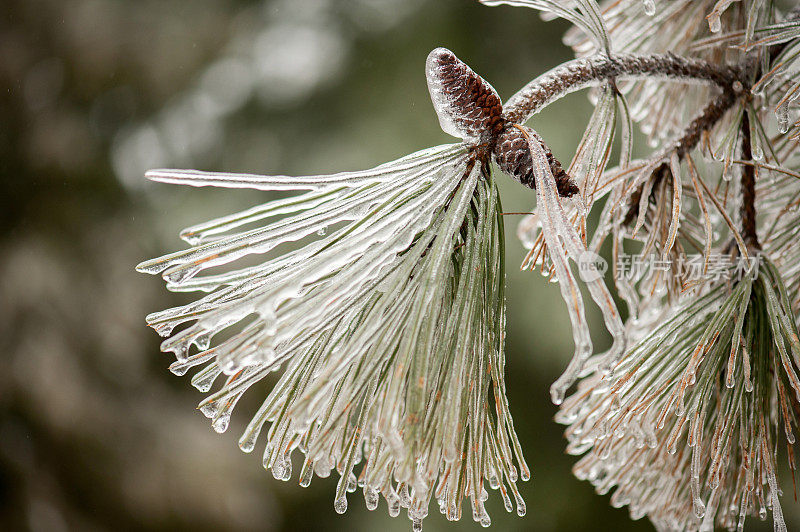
[1,1,797,530]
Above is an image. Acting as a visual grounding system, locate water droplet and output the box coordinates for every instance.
[643,0,655,16]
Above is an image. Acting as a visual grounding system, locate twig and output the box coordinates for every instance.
[740,112,760,250]
[503,53,744,124]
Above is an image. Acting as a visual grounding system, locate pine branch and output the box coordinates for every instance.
[740,111,759,250]
[503,53,744,124]
[622,91,739,225]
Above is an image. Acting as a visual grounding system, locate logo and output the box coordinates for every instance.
[577,250,608,282]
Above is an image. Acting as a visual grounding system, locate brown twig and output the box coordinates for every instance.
[740,112,759,250]
[622,90,739,225]
[503,53,744,124]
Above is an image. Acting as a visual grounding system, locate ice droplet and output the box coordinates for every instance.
[776,103,790,134]
[550,384,566,405]
[271,459,286,480]
[388,494,401,517]
[346,473,357,493]
[708,14,721,33]
[365,488,379,511]
[693,496,706,518]
[751,141,763,161]
[334,495,348,514]
[238,433,256,453]
[194,331,212,350]
[199,401,218,418]
[516,499,527,517]
[169,362,189,376]
[212,413,230,433]
[299,462,313,487]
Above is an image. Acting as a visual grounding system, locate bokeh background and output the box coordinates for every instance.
[2,1,798,530]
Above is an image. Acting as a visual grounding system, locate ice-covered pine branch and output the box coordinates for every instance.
[503,1,800,531]
[137,44,631,530]
[137,1,800,530]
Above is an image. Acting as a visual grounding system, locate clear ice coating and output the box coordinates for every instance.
[556,259,799,532]
[521,126,625,404]
[138,134,531,528]
[706,0,738,33]
[138,41,651,530]
[425,47,503,143]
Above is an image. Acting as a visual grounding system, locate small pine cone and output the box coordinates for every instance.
[426,48,505,142]
[493,125,578,197]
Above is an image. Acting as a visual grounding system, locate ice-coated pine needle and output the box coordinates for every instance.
[137,45,562,531]
[138,149,532,528]
[558,259,798,531]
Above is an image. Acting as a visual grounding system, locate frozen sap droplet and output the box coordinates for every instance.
[643,0,655,16]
